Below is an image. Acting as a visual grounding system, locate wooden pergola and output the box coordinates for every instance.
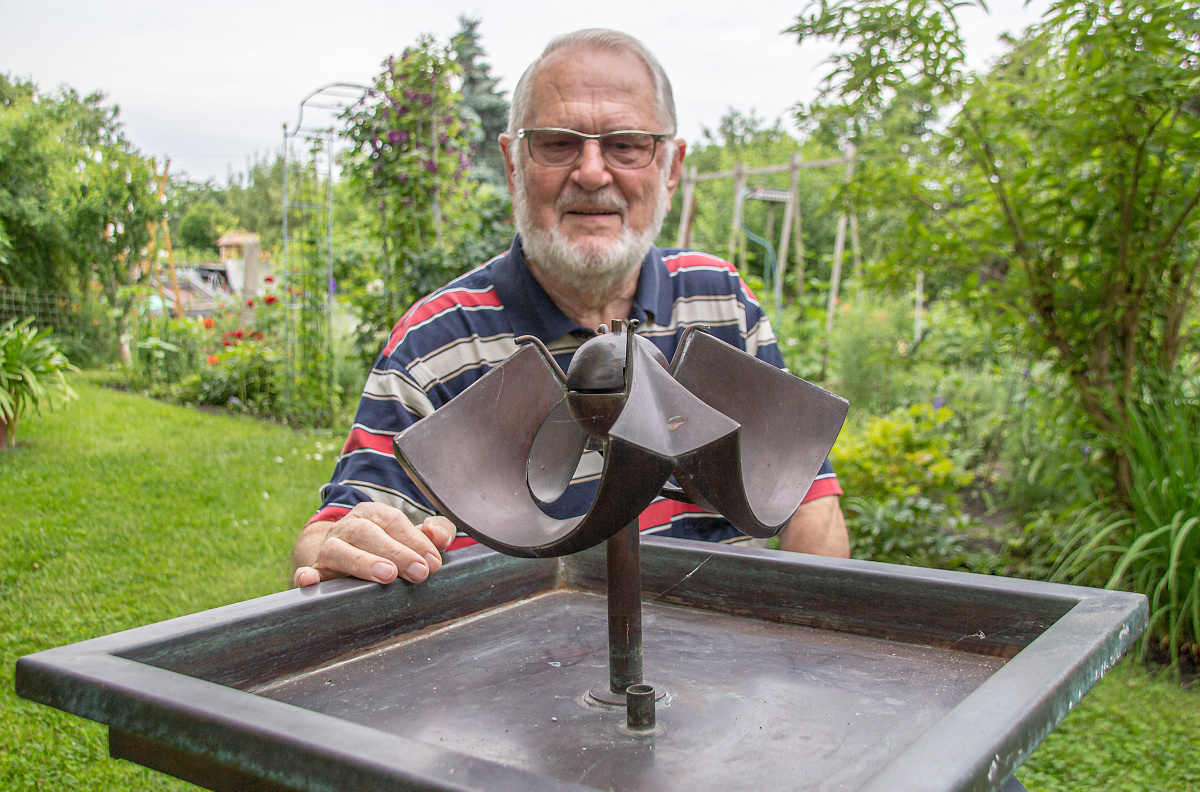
[674,146,861,324]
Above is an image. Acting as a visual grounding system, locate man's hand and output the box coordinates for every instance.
[292,502,456,588]
[778,495,849,558]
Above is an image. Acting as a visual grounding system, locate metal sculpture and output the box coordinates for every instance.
[393,320,849,558]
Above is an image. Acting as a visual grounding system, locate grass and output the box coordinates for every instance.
[1,375,335,789]
[2,377,1197,790]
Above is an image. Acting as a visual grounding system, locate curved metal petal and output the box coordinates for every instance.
[394,342,675,558]
[527,399,588,506]
[608,336,739,461]
[671,330,849,537]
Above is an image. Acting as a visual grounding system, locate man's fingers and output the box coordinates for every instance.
[421,516,456,551]
[292,566,322,588]
[322,517,436,583]
[316,534,414,584]
[350,504,444,572]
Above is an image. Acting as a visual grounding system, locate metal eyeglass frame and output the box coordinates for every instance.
[517,128,669,170]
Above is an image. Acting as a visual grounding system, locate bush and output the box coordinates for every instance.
[0,318,79,447]
[173,342,280,414]
[832,402,973,504]
[844,494,1001,572]
[1050,379,1200,670]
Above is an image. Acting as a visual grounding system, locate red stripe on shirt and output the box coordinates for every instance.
[803,476,843,501]
[639,498,708,531]
[341,427,395,456]
[306,505,351,527]
[663,253,737,275]
[383,289,502,356]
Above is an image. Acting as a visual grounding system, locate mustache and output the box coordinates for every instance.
[555,186,628,214]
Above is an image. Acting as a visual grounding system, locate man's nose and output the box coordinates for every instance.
[572,139,613,191]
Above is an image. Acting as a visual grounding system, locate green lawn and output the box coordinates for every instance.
[1,379,1196,790]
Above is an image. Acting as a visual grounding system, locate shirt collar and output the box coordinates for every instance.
[490,235,672,343]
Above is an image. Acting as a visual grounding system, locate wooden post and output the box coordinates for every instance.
[850,212,863,286]
[145,160,170,317]
[676,165,696,249]
[776,153,799,300]
[727,162,746,265]
[914,270,925,345]
[821,146,856,379]
[791,154,806,296]
[239,238,262,327]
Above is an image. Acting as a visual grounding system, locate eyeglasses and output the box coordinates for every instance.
[517,128,668,170]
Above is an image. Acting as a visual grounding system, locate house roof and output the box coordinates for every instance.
[217,230,260,246]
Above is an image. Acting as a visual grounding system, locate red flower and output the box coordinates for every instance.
[264,275,275,283]
[202,317,215,329]
[234,329,244,339]
[206,354,220,365]
[265,294,277,305]
[245,299,255,308]
[223,340,232,347]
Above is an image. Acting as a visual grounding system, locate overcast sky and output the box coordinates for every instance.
[1,0,1050,183]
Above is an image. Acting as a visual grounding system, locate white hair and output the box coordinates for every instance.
[507,29,677,136]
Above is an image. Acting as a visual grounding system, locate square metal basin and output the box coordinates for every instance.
[16,537,1146,791]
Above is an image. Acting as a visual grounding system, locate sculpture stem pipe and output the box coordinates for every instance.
[606,518,643,694]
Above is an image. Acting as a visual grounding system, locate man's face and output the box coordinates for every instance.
[500,46,685,288]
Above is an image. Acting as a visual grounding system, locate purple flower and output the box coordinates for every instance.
[378,201,385,210]
[933,396,946,410]
[421,93,433,106]
[424,159,437,172]
[404,88,417,101]
[396,173,408,183]
[1022,368,1030,378]
[387,129,410,145]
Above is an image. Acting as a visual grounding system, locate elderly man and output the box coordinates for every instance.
[293,29,847,589]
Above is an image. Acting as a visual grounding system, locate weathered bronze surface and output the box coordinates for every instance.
[16,541,1147,791]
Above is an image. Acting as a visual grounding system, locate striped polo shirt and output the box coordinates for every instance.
[312,236,841,550]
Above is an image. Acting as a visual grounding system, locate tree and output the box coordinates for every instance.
[452,16,510,187]
[790,0,1200,503]
[178,199,234,255]
[0,75,157,363]
[0,75,80,292]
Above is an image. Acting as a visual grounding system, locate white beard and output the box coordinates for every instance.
[512,157,672,298]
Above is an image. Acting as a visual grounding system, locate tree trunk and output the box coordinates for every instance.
[1,415,13,449]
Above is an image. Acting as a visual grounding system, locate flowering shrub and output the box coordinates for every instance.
[173,341,280,413]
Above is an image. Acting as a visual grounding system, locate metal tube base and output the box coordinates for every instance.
[606,518,643,695]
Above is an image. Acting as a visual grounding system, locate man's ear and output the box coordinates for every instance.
[499,133,517,196]
[664,138,687,201]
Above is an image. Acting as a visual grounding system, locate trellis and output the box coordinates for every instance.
[674,146,861,332]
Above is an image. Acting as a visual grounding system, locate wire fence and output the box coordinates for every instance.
[0,285,117,364]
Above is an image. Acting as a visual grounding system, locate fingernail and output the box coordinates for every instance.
[437,524,455,545]
[424,552,441,574]
[372,561,396,582]
[404,561,428,583]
